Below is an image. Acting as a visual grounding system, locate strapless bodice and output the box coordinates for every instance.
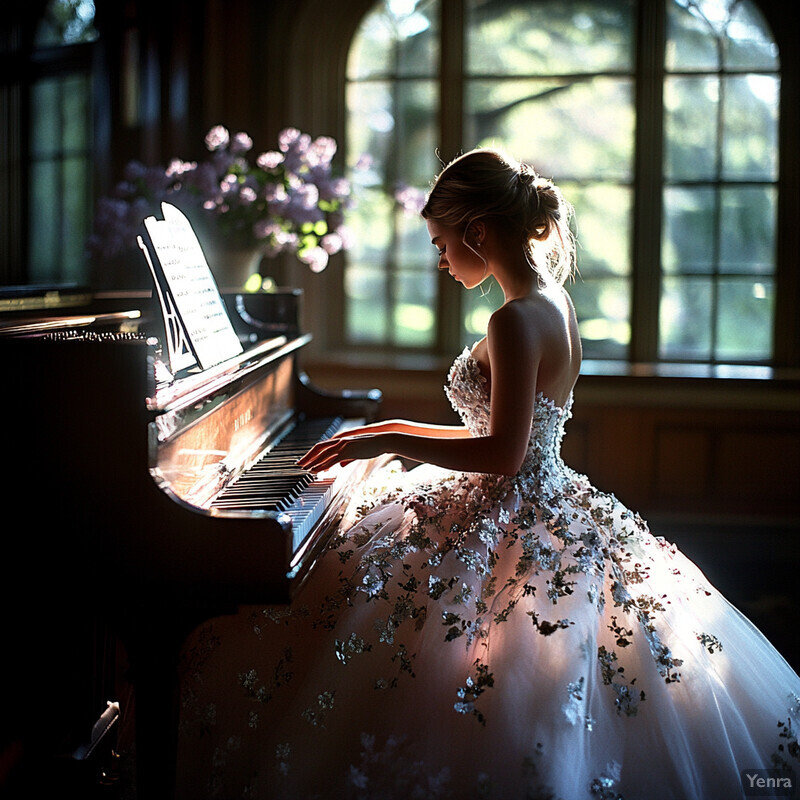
[444,347,574,489]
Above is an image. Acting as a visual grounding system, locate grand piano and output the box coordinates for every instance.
[0,284,384,798]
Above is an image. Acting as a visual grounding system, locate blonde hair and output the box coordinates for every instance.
[421,148,575,285]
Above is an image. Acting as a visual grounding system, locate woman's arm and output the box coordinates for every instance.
[298,303,541,476]
[332,419,472,439]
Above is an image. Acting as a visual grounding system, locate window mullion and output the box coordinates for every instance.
[630,0,667,363]
[437,0,465,355]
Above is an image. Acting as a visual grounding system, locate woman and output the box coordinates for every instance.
[177,149,800,799]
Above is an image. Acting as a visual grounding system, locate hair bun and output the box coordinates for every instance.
[422,147,575,284]
[515,167,560,243]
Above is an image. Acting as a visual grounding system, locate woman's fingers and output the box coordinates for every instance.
[298,433,381,472]
[298,437,350,471]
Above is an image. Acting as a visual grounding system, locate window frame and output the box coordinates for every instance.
[0,9,97,287]
[336,0,793,369]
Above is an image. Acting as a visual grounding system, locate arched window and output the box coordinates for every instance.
[344,0,780,366]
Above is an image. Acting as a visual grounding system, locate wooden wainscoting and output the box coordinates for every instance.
[565,372,800,524]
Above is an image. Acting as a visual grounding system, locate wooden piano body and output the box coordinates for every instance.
[0,289,383,798]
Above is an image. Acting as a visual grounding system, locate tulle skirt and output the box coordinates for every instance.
[176,461,800,799]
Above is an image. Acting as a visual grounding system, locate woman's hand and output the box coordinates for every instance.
[298,432,394,473]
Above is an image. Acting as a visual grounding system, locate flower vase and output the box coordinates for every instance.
[203,244,264,291]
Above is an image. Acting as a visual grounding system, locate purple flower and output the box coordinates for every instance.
[122,160,148,182]
[211,148,236,175]
[220,174,239,196]
[165,158,197,177]
[284,183,324,225]
[205,125,230,151]
[253,219,282,240]
[395,183,427,214]
[278,127,304,152]
[280,129,313,174]
[335,225,354,250]
[320,232,343,254]
[306,135,337,166]
[230,131,253,154]
[183,162,219,197]
[257,151,284,170]
[90,124,354,272]
[298,245,329,273]
[239,186,257,204]
[315,175,351,202]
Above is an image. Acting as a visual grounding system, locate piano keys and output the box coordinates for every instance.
[0,287,384,798]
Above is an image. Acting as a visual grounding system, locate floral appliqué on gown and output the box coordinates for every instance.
[177,348,800,799]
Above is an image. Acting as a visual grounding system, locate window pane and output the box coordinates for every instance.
[62,74,91,150]
[344,0,779,366]
[566,183,631,277]
[662,187,716,275]
[572,277,631,360]
[662,1,778,365]
[663,76,719,182]
[347,0,437,79]
[716,277,773,361]
[721,75,779,181]
[667,0,778,71]
[347,82,399,169]
[466,0,634,75]
[345,44,438,349]
[720,186,776,275]
[466,78,634,182]
[723,1,779,70]
[31,79,60,157]
[666,0,778,72]
[393,270,435,347]
[346,264,388,343]
[659,276,713,360]
[29,68,93,285]
[347,79,438,186]
[63,155,90,281]
[463,286,501,346]
[393,205,436,348]
[29,161,59,282]
[666,0,722,71]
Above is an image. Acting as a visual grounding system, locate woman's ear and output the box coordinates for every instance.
[466,219,487,248]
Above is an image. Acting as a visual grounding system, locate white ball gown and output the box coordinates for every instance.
[176,347,800,799]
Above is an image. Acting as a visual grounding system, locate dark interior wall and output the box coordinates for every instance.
[87,0,375,183]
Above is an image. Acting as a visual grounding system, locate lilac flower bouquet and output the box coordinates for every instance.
[89,125,352,274]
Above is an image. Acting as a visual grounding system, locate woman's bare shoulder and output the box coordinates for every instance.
[490,290,566,337]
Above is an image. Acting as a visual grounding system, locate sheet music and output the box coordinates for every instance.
[142,203,243,370]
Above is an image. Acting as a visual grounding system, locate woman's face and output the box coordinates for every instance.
[426,219,488,289]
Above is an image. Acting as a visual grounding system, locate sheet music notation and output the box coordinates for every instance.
[138,202,244,376]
